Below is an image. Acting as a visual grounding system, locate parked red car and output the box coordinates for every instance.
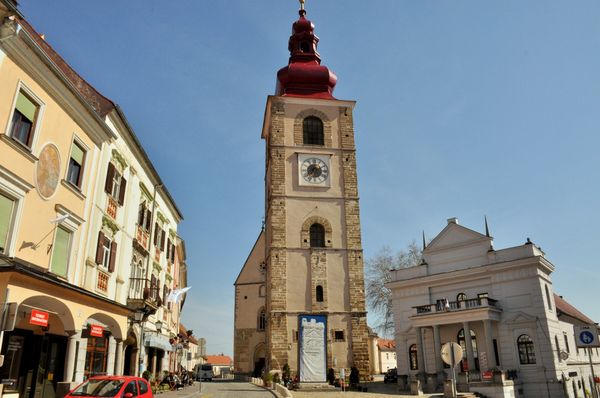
[66,376,152,398]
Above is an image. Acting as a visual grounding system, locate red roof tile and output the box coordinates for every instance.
[555,294,596,325]
[17,18,115,117]
[377,339,395,351]
[205,355,232,366]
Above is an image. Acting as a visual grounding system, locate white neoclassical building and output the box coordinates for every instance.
[387,217,600,398]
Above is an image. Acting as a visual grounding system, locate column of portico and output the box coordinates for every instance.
[416,327,426,374]
[463,322,476,371]
[106,336,116,376]
[63,331,79,382]
[483,320,495,368]
[114,340,124,375]
[432,325,444,373]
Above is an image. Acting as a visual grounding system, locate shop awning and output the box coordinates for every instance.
[145,334,173,352]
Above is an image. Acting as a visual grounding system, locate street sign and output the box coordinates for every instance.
[90,324,104,337]
[441,342,463,367]
[574,325,600,348]
[29,309,49,327]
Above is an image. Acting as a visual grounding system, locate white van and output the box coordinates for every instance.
[197,364,214,381]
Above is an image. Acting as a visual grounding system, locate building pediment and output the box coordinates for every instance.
[425,220,491,254]
[504,311,537,325]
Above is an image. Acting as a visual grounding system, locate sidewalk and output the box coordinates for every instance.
[153,383,202,398]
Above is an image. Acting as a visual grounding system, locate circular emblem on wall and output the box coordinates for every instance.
[36,143,61,199]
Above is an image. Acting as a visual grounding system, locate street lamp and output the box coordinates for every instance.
[133,310,146,377]
[155,320,163,334]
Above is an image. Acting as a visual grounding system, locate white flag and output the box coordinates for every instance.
[167,287,192,304]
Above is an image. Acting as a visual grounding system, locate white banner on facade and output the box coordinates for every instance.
[299,315,326,382]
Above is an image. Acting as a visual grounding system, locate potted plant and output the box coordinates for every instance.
[262,371,273,388]
[283,364,291,386]
[491,367,504,383]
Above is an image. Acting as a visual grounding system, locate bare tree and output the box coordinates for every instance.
[365,242,422,337]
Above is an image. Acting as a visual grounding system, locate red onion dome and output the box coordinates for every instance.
[275,8,337,99]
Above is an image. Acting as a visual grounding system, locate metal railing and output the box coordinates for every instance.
[414,297,499,315]
[127,277,161,306]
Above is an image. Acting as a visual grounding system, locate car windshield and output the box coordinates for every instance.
[70,379,124,397]
[201,365,212,371]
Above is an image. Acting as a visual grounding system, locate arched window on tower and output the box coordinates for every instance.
[258,308,266,331]
[310,223,325,248]
[303,116,324,145]
[316,285,324,302]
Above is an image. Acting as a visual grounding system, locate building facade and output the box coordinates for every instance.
[387,218,600,398]
[0,2,187,397]
[234,4,369,382]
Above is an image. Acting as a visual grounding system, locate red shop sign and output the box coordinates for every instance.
[482,371,493,380]
[90,324,104,337]
[29,309,49,327]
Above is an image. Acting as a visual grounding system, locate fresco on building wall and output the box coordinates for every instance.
[36,144,60,199]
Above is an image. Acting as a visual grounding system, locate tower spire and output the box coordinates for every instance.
[484,215,490,237]
[275,2,337,99]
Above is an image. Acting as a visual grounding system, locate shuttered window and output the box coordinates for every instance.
[104,163,127,205]
[10,91,39,147]
[67,142,86,188]
[0,193,15,254]
[50,226,71,277]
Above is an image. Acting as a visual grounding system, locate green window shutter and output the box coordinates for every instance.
[71,143,85,165]
[51,226,71,277]
[0,194,15,253]
[15,92,37,122]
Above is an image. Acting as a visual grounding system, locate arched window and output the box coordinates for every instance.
[457,293,467,302]
[310,223,325,248]
[409,344,418,370]
[517,334,536,364]
[258,284,266,297]
[316,285,324,302]
[258,308,266,331]
[303,116,324,145]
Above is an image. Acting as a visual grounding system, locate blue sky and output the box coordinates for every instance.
[21,1,600,355]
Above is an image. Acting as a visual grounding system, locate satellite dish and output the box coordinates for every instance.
[560,351,569,361]
[49,214,69,224]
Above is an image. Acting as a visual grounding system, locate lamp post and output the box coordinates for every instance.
[133,310,145,377]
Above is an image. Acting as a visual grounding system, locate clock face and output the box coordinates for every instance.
[301,157,329,184]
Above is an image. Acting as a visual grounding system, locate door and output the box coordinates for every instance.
[32,335,66,398]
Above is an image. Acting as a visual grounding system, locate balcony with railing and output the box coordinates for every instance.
[411,297,502,326]
[136,225,150,250]
[106,196,118,219]
[127,277,161,312]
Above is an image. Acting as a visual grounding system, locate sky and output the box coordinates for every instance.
[19,1,600,356]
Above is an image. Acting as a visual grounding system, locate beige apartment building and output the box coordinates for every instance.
[0,2,188,398]
[234,5,369,382]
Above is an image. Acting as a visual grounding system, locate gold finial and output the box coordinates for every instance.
[299,0,305,11]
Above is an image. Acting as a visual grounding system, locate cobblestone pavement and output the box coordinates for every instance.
[289,382,443,398]
[155,380,276,398]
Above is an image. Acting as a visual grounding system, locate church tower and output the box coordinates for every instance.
[234,2,369,381]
